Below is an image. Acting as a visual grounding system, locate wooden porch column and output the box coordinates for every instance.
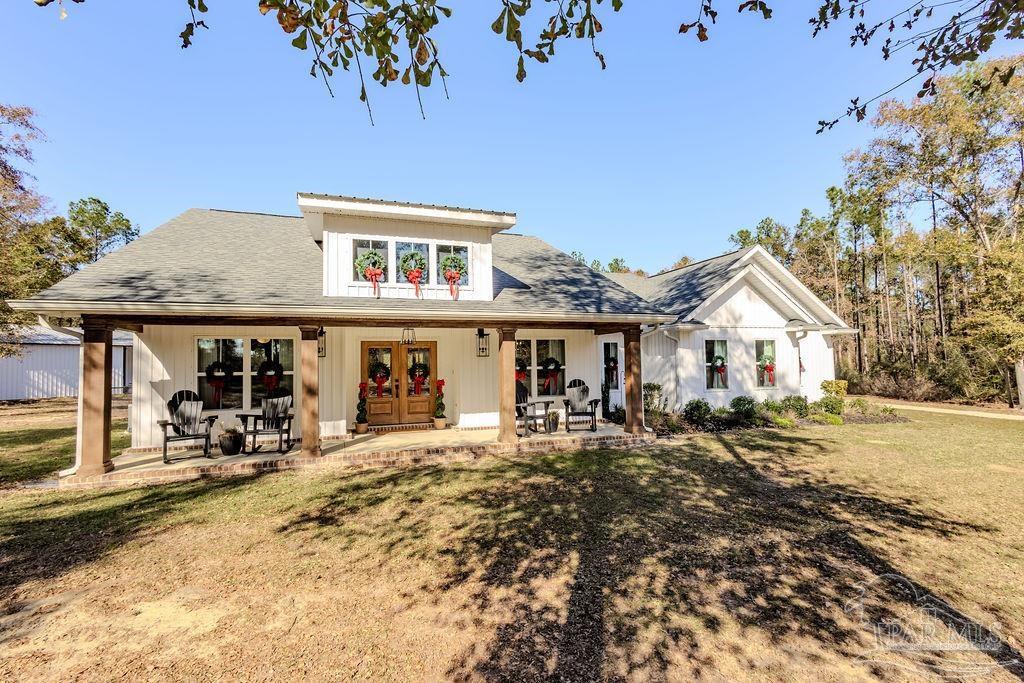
[299,326,321,457]
[497,328,518,444]
[79,322,114,477]
[624,326,644,435]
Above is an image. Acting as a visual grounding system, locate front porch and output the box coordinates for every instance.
[60,424,654,489]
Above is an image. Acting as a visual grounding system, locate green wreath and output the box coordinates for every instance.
[407,361,430,382]
[205,361,234,381]
[399,250,427,277]
[367,360,391,382]
[440,254,467,279]
[354,249,385,277]
[711,355,727,369]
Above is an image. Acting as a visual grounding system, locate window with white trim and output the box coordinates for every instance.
[705,339,728,390]
[396,241,430,285]
[353,239,389,282]
[436,243,470,286]
[196,338,295,411]
[515,338,566,397]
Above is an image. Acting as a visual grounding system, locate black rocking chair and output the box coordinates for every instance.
[515,380,555,437]
[236,396,294,454]
[563,379,601,432]
[158,390,217,464]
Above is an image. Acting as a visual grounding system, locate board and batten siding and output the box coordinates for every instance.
[130,324,601,449]
[0,344,131,401]
[321,214,494,301]
[624,280,837,411]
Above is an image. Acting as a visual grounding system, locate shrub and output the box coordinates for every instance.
[820,379,848,398]
[880,405,897,416]
[683,398,713,425]
[761,398,785,415]
[705,407,734,432]
[813,395,845,415]
[768,414,796,429]
[642,383,663,413]
[847,397,870,414]
[730,395,759,421]
[808,412,844,426]
[780,395,810,418]
[608,404,625,425]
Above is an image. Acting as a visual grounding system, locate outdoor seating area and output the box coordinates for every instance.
[60,423,653,489]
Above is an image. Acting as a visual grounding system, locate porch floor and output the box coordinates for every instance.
[63,424,654,489]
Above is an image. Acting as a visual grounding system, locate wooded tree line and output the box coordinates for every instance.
[0,104,137,356]
[730,57,1024,406]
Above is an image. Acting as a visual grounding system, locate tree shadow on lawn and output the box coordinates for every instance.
[280,429,1023,681]
[0,474,267,607]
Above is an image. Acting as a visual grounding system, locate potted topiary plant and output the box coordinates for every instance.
[218,421,244,456]
[433,379,447,429]
[544,409,560,434]
[355,382,369,434]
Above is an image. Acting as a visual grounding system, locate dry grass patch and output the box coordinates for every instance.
[0,410,1021,680]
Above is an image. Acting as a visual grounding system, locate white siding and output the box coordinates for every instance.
[322,214,494,302]
[617,279,839,411]
[0,344,132,401]
[130,325,602,449]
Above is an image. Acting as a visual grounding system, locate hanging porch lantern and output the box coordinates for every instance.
[476,328,490,357]
[401,327,417,345]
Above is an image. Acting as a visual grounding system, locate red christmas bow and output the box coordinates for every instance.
[364,266,384,296]
[515,370,527,382]
[373,371,387,398]
[543,369,559,393]
[716,365,727,380]
[413,371,425,395]
[209,378,225,404]
[764,362,775,384]
[406,267,423,297]
[444,269,461,298]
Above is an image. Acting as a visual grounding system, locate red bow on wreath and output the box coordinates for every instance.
[263,375,279,392]
[444,269,461,298]
[364,266,384,296]
[543,369,559,392]
[209,377,225,404]
[763,362,775,384]
[374,371,388,398]
[515,370,527,382]
[406,268,423,297]
[413,371,426,395]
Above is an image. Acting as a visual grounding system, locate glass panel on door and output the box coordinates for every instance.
[367,346,394,398]
[405,346,433,397]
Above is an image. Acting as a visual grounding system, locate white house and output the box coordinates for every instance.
[602,247,854,408]
[0,325,133,401]
[9,193,851,482]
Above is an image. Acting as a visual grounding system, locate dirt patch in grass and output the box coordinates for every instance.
[0,412,1022,680]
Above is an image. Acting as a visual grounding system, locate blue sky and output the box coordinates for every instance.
[6,1,941,271]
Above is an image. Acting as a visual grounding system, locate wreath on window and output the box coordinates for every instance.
[757,354,776,385]
[205,361,234,405]
[355,249,386,297]
[539,357,562,393]
[367,360,391,398]
[407,361,430,395]
[399,251,427,297]
[515,359,528,383]
[439,253,467,299]
[711,354,727,386]
[257,359,284,392]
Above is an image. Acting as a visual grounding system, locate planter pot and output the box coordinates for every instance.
[544,412,560,434]
[354,422,369,435]
[433,417,447,430]
[219,432,244,456]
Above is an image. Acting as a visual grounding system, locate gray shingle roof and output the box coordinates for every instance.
[606,248,755,322]
[26,209,664,319]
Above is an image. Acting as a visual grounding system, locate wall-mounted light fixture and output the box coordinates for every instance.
[317,327,326,358]
[476,328,490,357]
[401,327,417,345]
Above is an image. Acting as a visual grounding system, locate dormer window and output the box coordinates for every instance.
[437,243,470,286]
[353,239,388,282]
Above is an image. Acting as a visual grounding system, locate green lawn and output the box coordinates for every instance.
[0,409,1022,680]
[0,420,129,487]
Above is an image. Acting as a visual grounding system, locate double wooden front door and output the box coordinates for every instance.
[361,340,438,425]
